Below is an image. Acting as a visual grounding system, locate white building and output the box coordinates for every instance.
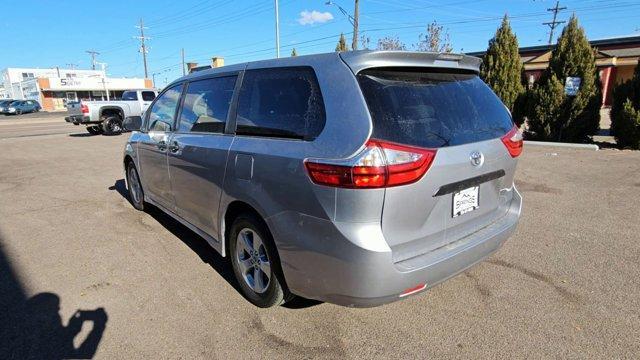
[0,67,153,111]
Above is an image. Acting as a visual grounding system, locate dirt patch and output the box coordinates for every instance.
[515,180,562,194]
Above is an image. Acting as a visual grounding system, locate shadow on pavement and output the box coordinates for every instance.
[0,235,108,359]
[109,178,321,309]
[68,133,95,137]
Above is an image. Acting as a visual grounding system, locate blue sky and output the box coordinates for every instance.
[2,0,638,86]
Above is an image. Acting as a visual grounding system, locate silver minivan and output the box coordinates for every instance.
[123,51,523,308]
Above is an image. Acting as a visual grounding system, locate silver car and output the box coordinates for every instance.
[122,51,523,308]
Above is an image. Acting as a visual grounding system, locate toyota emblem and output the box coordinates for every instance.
[470,151,484,167]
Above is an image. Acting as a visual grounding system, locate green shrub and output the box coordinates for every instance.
[611,63,640,149]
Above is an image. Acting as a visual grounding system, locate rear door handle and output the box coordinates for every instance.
[169,141,180,153]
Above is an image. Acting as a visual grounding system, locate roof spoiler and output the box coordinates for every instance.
[339,50,482,74]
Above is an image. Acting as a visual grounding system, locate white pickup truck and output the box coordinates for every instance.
[65,89,157,135]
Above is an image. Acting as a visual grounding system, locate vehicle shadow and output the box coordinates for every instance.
[109,179,322,309]
[68,133,95,137]
[0,235,108,359]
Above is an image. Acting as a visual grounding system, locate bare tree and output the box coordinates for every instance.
[377,35,406,51]
[360,34,371,50]
[415,21,453,53]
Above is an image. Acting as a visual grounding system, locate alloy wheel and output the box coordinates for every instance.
[128,166,142,204]
[235,228,271,294]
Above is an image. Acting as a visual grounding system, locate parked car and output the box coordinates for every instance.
[1,100,41,115]
[122,51,523,308]
[0,99,14,108]
[64,89,157,135]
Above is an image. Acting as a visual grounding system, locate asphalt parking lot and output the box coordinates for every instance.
[1,113,639,359]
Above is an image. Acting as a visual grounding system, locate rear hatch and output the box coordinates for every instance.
[356,67,520,263]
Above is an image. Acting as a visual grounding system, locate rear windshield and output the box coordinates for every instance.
[357,69,513,148]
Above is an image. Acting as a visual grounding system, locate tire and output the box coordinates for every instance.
[102,116,123,135]
[229,213,293,308]
[86,126,102,135]
[126,162,145,211]
[16,109,22,115]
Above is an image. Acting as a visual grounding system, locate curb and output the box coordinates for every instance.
[524,141,599,150]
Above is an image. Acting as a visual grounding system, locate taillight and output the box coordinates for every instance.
[501,126,523,158]
[304,139,436,188]
[81,104,89,114]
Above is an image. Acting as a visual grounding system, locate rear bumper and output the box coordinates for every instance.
[65,115,95,124]
[268,187,522,307]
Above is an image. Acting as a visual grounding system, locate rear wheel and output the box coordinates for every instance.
[86,126,103,135]
[126,162,145,211]
[102,116,122,135]
[229,214,292,308]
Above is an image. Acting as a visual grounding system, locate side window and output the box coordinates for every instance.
[122,91,138,101]
[142,91,156,101]
[236,67,326,140]
[178,76,237,133]
[147,84,183,132]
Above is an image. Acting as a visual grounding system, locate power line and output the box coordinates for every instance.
[543,1,567,44]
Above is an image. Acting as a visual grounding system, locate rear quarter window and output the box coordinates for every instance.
[235,67,326,140]
[357,68,513,148]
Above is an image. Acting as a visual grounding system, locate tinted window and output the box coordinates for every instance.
[122,91,138,101]
[178,76,236,133]
[142,91,156,101]
[236,67,325,140]
[147,84,183,132]
[357,69,513,148]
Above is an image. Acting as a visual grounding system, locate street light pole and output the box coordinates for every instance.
[274,0,280,58]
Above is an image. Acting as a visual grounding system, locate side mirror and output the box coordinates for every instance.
[123,116,142,132]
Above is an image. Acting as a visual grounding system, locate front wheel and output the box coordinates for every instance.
[102,116,122,135]
[126,162,145,211]
[229,214,293,308]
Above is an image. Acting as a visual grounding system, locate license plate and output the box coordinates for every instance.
[452,186,479,217]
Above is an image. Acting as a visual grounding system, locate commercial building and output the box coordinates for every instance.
[0,67,153,111]
[468,35,640,107]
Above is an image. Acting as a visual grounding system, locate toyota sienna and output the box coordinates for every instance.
[122,51,523,308]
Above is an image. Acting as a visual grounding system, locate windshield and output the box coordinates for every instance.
[357,68,513,148]
[122,91,138,101]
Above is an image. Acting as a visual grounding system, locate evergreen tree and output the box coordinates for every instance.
[611,62,640,148]
[480,15,524,113]
[335,33,348,52]
[527,15,601,142]
[291,48,298,57]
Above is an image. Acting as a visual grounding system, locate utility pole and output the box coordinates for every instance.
[274,0,280,58]
[352,0,359,50]
[543,1,567,44]
[86,50,100,70]
[135,18,150,78]
[181,48,186,76]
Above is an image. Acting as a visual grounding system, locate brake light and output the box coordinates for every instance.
[501,126,523,158]
[80,104,89,114]
[304,139,436,188]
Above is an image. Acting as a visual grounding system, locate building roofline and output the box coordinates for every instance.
[466,35,640,57]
